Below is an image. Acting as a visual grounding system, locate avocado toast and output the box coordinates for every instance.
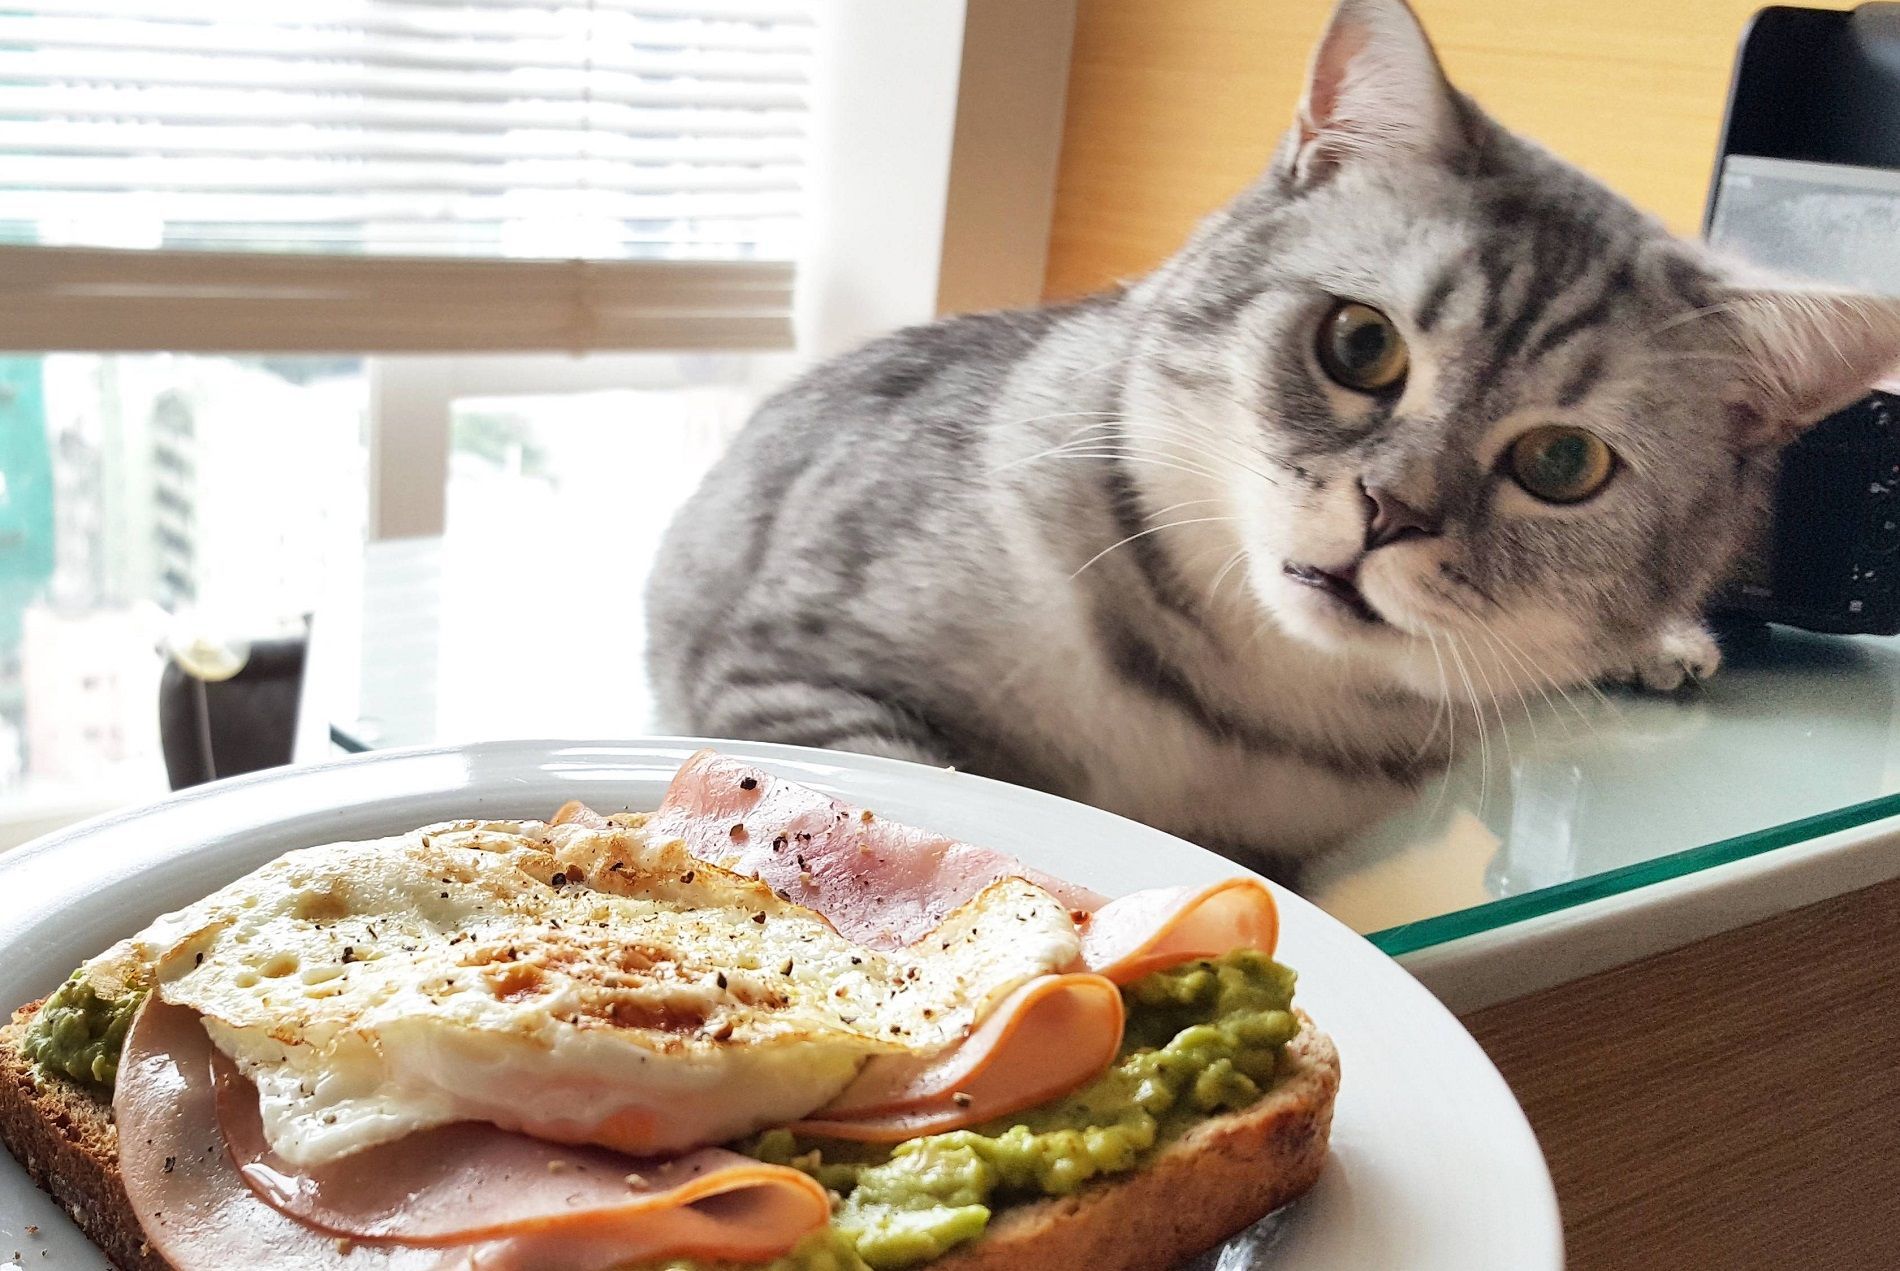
[1,752,1338,1270]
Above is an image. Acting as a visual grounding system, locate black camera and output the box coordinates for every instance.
[1711,390,1900,635]
[1705,3,1900,636]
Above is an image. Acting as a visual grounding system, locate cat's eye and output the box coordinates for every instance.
[1506,425,1617,504]
[1316,301,1409,393]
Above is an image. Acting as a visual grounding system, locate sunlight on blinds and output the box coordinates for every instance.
[0,0,815,260]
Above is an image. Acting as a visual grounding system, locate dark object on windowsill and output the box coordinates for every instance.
[157,632,308,790]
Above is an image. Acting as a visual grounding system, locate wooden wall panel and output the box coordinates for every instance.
[1462,876,1900,1270]
[1043,0,1853,300]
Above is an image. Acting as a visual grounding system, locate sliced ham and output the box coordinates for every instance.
[788,883,1276,1140]
[214,1050,829,1252]
[117,996,830,1271]
[638,752,1277,980]
[1079,878,1280,984]
[115,996,442,1271]
[797,972,1124,1141]
[642,749,1105,949]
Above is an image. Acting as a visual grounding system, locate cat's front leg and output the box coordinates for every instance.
[1612,620,1722,694]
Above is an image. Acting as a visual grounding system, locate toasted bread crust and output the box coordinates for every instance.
[0,1004,168,1271]
[0,1004,1337,1271]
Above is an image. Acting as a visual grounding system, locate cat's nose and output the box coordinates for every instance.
[1360,481,1440,551]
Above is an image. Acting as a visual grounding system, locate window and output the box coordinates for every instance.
[11,353,368,809]
[0,3,818,819]
[0,1,1072,836]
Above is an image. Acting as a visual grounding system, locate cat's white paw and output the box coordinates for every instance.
[1615,623,1721,694]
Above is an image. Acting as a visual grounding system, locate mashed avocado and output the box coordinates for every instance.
[641,950,1302,1271]
[20,973,144,1088]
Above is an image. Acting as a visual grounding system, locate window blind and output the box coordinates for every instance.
[0,0,814,352]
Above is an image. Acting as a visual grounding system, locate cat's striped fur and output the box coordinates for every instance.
[647,0,1900,869]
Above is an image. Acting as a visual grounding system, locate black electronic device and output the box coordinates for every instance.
[1705,3,1900,635]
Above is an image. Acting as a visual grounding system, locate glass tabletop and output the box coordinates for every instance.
[1302,625,1900,951]
[312,534,1900,955]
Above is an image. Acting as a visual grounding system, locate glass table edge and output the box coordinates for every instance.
[1367,789,1900,956]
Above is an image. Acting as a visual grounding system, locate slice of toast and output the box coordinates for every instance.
[0,1005,168,1271]
[0,1003,1337,1271]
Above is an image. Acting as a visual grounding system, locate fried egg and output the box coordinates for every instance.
[95,819,1079,1167]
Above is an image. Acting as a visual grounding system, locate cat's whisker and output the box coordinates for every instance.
[1057,443,1241,488]
[1062,351,1146,385]
[1045,408,1286,494]
[992,428,1139,473]
[1002,411,1132,438]
[1145,496,1228,521]
[1132,394,1263,452]
[1562,658,1624,720]
[1468,623,1545,744]
[995,418,1145,460]
[1468,620,1580,720]
[1016,423,1229,473]
[1059,421,1252,478]
[1408,635,1452,761]
[1100,434,1248,483]
[1647,298,1756,337]
[1651,288,1894,344]
[1417,630,1461,829]
[1626,349,1751,368]
[1459,632,1517,785]
[1004,442,1236,487]
[1070,516,1242,580]
[1026,450,1238,489]
[1423,586,1588,741]
[979,413,1133,463]
[1542,677,1599,738]
[1205,547,1254,616]
[1143,401,1285,488]
[1444,635,1490,816]
[1504,634,1596,733]
[1056,416,1143,434]
[1481,622,1605,740]
[1242,606,1282,658]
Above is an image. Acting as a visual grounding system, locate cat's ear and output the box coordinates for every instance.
[1721,290,1900,449]
[1283,0,1462,186]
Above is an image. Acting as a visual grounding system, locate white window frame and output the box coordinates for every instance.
[796,0,1078,358]
[0,0,1077,542]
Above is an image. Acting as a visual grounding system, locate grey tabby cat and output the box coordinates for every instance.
[648,0,1900,869]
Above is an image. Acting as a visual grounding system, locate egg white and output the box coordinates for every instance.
[108,819,1079,1165]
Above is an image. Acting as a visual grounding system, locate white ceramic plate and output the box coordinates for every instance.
[0,740,1562,1271]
